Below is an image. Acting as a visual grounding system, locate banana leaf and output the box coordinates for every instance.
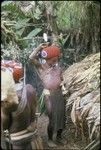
[38,93,46,115]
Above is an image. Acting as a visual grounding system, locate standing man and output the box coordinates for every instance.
[1,50,19,149]
[29,43,66,147]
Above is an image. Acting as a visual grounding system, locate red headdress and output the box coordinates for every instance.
[41,45,60,59]
[1,60,23,83]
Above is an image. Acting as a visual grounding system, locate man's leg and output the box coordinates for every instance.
[47,124,53,140]
[44,95,52,117]
[56,129,67,145]
[44,96,57,147]
[47,121,57,147]
[57,129,63,141]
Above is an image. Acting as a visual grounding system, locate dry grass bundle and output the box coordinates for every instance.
[62,53,100,142]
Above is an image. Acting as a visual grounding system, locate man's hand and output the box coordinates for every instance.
[27,121,37,132]
[39,42,49,49]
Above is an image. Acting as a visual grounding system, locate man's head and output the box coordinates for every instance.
[40,45,61,66]
[41,45,61,59]
[46,56,59,66]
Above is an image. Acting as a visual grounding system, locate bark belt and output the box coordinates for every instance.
[5,129,38,144]
[13,65,27,116]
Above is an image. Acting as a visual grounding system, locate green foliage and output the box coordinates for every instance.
[24,28,42,39]
[38,93,46,115]
[55,1,100,64]
[55,1,97,29]
[1,1,25,20]
[1,1,100,114]
[1,1,44,64]
[14,18,30,30]
[1,1,100,66]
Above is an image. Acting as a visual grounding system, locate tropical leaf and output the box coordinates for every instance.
[16,28,25,36]
[34,7,42,20]
[1,1,13,7]
[38,93,46,115]
[24,28,42,39]
[1,1,25,20]
[14,18,30,30]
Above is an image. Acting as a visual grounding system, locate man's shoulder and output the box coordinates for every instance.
[1,66,6,71]
[1,67,12,76]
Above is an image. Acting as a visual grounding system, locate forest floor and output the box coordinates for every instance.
[37,113,87,150]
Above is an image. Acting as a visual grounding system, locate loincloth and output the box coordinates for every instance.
[42,88,65,132]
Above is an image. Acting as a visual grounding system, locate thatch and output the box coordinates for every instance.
[62,53,100,142]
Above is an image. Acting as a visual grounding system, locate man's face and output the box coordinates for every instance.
[46,57,59,66]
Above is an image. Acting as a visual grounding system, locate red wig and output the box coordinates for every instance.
[41,45,60,59]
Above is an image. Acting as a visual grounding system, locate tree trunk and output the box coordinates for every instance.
[43,1,59,45]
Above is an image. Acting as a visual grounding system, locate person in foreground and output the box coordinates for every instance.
[29,43,66,147]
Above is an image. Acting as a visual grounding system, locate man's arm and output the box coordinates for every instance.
[29,43,49,68]
[29,44,42,68]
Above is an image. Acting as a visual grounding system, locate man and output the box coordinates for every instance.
[1,65,19,126]
[29,43,66,147]
[1,49,19,109]
[1,50,19,130]
[1,61,19,149]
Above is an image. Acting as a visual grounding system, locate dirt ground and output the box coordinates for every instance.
[37,114,87,150]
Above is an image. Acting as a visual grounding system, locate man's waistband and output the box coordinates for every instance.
[43,87,61,96]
